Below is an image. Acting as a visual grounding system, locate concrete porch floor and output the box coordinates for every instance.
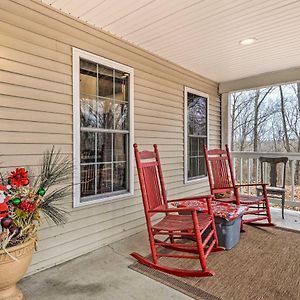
[19,207,300,300]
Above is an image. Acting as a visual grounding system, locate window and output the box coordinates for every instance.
[184,87,209,183]
[73,48,134,207]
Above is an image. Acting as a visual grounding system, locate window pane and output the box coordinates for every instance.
[189,137,199,157]
[113,162,127,191]
[115,71,129,101]
[188,157,206,178]
[188,93,207,136]
[80,96,97,127]
[81,165,95,197]
[198,137,207,156]
[80,60,97,96]
[114,133,127,162]
[80,131,95,163]
[199,157,206,176]
[189,157,199,178]
[97,99,114,129]
[114,101,128,130]
[98,66,113,98]
[97,164,112,194]
[97,132,112,162]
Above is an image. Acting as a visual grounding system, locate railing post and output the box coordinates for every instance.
[256,158,259,183]
[233,157,236,179]
[240,158,243,191]
[291,160,295,201]
[247,158,251,194]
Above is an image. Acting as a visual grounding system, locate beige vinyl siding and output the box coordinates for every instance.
[0,0,221,275]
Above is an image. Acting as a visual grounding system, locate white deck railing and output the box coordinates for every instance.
[231,151,300,203]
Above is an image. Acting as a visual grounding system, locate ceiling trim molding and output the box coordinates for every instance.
[219,67,300,93]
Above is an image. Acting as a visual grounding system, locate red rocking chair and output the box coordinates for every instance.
[132,144,223,277]
[203,144,273,226]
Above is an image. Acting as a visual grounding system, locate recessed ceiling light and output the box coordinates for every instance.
[239,38,257,45]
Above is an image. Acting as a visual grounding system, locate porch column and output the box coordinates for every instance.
[221,93,231,148]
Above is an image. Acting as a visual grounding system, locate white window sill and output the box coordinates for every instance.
[73,191,134,208]
[184,176,208,185]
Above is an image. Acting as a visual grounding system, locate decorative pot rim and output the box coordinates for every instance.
[0,236,36,263]
[0,237,37,253]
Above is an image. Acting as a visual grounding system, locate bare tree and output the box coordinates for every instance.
[279,86,291,152]
[231,92,255,151]
[253,87,273,152]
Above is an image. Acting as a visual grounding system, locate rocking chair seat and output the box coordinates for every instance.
[217,195,265,205]
[152,214,211,232]
[239,195,265,205]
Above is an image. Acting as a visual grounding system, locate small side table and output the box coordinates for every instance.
[172,200,248,249]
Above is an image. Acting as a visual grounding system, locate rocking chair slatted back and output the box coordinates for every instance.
[203,145,236,193]
[134,144,167,217]
[204,144,273,225]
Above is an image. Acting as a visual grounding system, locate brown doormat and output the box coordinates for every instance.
[129,226,300,300]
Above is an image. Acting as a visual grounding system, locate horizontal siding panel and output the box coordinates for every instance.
[0,32,70,64]
[0,143,71,155]
[135,99,182,115]
[136,122,182,133]
[0,119,71,134]
[0,132,71,145]
[0,44,70,74]
[135,91,183,109]
[0,106,72,124]
[135,69,186,94]
[135,130,182,140]
[168,186,211,200]
[135,107,182,121]
[32,217,146,262]
[0,70,72,95]
[36,210,144,252]
[135,138,183,146]
[0,95,71,114]
[0,58,71,84]
[0,82,71,104]
[38,204,143,240]
[135,85,183,103]
[0,17,70,55]
[134,115,182,127]
[132,143,183,152]
[135,77,182,98]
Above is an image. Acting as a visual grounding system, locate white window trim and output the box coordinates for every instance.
[72,48,134,208]
[184,86,209,184]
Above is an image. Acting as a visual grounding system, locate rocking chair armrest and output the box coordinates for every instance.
[148,207,199,214]
[167,195,213,203]
[236,183,268,188]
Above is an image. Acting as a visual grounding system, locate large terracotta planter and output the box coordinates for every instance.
[0,238,35,300]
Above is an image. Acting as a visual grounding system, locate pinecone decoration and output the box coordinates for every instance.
[19,201,36,213]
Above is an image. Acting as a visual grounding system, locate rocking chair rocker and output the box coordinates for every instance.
[132,143,223,278]
[203,144,273,226]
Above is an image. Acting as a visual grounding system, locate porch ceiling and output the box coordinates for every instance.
[42,0,300,83]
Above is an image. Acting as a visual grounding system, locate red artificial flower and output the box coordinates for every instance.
[0,185,6,191]
[8,168,29,187]
[19,201,36,213]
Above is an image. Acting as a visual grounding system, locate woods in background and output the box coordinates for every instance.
[231,82,300,185]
